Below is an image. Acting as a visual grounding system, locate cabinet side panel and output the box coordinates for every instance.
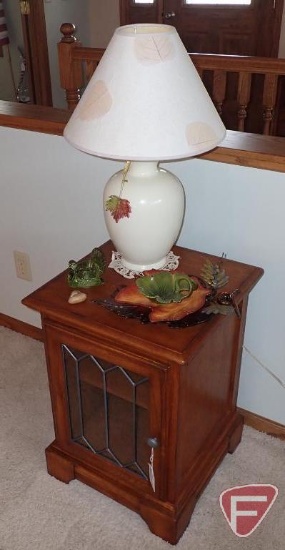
[175,314,241,494]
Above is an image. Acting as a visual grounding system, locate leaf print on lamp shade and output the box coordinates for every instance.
[134,34,175,64]
[186,122,221,155]
[77,81,112,121]
[64,24,226,273]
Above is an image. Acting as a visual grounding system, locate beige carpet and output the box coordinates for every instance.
[0,326,284,550]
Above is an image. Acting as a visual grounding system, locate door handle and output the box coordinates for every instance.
[147,437,159,448]
[163,11,176,19]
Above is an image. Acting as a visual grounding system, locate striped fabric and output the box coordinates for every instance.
[0,2,9,47]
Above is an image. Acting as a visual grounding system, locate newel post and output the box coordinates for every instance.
[58,23,83,110]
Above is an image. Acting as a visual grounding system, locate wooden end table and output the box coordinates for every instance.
[22,241,263,544]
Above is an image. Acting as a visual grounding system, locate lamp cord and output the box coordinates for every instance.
[243,345,285,390]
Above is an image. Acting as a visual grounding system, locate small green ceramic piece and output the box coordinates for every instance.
[67,248,105,288]
[136,272,198,304]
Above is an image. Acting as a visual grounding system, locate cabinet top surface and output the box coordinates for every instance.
[23,241,263,363]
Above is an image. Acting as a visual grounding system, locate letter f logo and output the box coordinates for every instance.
[220,484,278,537]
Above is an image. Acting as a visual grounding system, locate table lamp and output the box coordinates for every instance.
[64,24,226,275]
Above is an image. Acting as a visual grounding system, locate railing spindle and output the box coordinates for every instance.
[262,73,278,135]
[237,72,252,132]
[212,70,227,117]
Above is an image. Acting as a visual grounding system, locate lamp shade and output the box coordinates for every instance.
[64,24,226,161]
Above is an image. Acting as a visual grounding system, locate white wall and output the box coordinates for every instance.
[171,158,285,425]
[0,125,284,427]
[0,126,114,327]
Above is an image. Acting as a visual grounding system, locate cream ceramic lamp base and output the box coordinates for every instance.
[103,162,185,272]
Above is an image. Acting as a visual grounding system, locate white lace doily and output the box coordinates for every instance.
[108,251,180,279]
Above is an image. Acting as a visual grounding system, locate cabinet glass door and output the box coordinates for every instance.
[62,344,151,481]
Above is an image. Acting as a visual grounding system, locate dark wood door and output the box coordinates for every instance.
[120,0,284,57]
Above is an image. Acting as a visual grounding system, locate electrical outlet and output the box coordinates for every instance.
[13,251,32,281]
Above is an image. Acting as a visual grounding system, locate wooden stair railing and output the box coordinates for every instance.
[191,53,285,136]
[58,23,285,136]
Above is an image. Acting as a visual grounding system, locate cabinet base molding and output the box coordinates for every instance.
[0,313,43,341]
[46,444,76,483]
[238,407,285,440]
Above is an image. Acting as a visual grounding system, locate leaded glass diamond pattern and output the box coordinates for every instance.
[62,345,150,480]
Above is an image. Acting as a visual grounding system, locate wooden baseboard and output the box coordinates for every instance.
[0,312,43,341]
[238,407,285,440]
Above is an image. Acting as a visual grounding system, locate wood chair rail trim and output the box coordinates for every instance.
[1,101,285,173]
[190,53,285,75]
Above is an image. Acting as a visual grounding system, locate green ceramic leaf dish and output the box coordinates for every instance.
[135,272,198,304]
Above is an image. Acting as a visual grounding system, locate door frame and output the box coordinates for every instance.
[270,0,285,56]
[20,0,52,106]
